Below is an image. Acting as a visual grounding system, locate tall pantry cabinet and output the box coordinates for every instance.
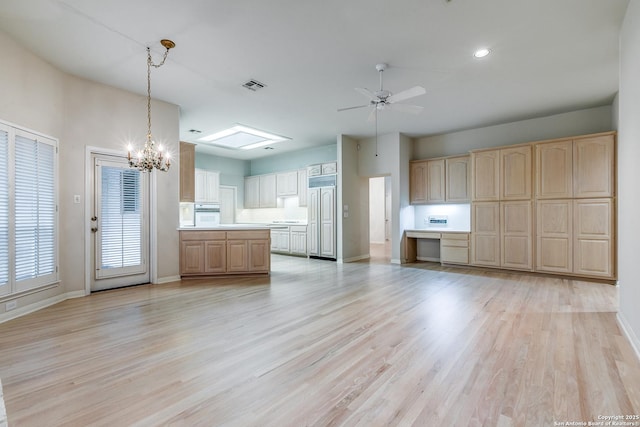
[471,145,533,270]
[535,133,615,278]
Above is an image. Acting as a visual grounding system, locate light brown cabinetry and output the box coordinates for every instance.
[471,202,500,267]
[179,141,195,203]
[471,150,500,201]
[410,155,469,204]
[440,233,469,264]
[536,200,573,273]
[501,201,532,270]
[445,156,470,202]
[501,146,532,200]
[573,135,614,198]
[472,145,531,201]
[536,133,614,199]
[534,132,616,279]
[179,229,270,277]
[573,198,614,278]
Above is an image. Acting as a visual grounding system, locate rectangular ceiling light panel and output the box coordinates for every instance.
[199,125,289,150]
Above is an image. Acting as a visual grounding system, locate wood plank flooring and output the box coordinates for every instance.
[1,254,639,426]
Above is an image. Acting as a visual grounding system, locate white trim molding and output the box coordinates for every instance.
[617,312,640,363]
[0,291,83,324]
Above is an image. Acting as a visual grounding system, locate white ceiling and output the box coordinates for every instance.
[0,0,629,160]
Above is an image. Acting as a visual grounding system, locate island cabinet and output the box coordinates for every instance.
[179,229,270,277]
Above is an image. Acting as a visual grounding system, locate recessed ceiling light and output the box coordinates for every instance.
[473,48,491,58]
[198,124,290,150]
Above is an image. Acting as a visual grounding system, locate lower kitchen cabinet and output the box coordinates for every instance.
[290,225,308,256]
[535,198,614,279]
[440,233,469,264]
[271,229,290,252]
[179,229,270,277]
[573,198,614,278]
[471,201,532,271]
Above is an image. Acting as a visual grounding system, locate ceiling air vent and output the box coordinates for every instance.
[242,79,266,91]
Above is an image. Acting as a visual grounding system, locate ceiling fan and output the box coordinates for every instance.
[338,63,426,122]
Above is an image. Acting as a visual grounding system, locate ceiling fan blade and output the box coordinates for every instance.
[367,106,377,122]
[390,103,424,114]
[355,87,378,101]
[337,104,370,112]
[387,86,426,103]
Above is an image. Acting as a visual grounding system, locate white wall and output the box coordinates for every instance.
[338,135,369,262]
[618,0,640,357]
[369,177,386,244]
[414,105,613,159]
[0,29,180,316]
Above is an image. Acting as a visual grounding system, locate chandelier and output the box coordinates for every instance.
[128,39,175,172]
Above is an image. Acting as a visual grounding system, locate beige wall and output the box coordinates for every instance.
[618,0,640,356]
[413,105,613,160]
[0,29,180,316]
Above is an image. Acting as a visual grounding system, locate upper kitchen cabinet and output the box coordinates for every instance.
[179,141,195,203]
[445,155,470,202]
[409,160,428,204]
[409,158,446,204]
[195,169,220,204]
[245,174,277,208]
[472,145,531,201]
[501,146,532,200]
[574,134,615,198]
[298,168,308,207]
[471,149,500,201]
[276,171,298,197]
[535,132,615,199]
[535,139,573,199]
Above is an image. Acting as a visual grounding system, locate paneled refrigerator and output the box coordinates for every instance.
[308,179,336,260]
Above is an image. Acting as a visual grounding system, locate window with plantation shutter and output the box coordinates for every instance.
[0,126,9,295]
[0,120,58,296]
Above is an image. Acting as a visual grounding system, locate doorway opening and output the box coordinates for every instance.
[369,176,391,262]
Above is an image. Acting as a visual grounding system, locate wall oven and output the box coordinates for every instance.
[194,204,221,227]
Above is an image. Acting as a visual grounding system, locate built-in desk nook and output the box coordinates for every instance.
[404,229,470,265]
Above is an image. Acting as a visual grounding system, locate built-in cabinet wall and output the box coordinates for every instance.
[534,133,615,278]
[244,168,308,209]
[410,131,616,280]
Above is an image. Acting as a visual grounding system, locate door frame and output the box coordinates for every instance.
[84,146,159,295]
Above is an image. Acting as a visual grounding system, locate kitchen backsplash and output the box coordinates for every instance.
[413,204,471,230]
[237,197,308,223]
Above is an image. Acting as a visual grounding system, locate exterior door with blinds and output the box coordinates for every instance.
[91,154,149,291]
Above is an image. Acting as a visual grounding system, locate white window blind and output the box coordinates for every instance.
[14,132,57,291]
[100,166,142,270]
[0,127,8,291]
[0,121,58,296]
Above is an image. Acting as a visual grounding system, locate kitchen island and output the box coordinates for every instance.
[179,226,271,277]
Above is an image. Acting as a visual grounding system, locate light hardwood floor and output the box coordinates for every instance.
[1,255,639,426]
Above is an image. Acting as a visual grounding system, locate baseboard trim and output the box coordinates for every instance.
[617,312,640,363]
[154,275,181,285]
[0,291,79,324]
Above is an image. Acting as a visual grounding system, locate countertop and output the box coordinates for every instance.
[405,228,470,233]
[178,224,271,231]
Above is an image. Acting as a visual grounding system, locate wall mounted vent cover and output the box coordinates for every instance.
[242,79,266,91]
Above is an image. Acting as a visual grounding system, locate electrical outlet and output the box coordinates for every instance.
[5,300,17,311]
